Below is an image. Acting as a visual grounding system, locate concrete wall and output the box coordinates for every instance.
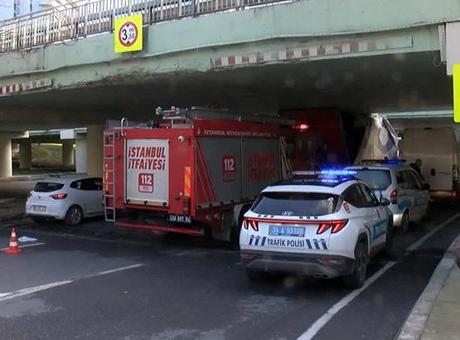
[75,138,87,174]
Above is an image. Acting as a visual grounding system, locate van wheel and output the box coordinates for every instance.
[401,212,410,233]
[65,205,83,226]
[343,241,368,289]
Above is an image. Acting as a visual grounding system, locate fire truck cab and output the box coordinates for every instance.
[103,108,291,242]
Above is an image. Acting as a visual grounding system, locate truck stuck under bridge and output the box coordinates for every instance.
[103,108,400,243]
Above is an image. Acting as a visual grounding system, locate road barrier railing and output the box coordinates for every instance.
[0,0,290,53]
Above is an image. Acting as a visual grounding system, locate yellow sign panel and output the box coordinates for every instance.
[114,15,143,53]
[454,64,460,122]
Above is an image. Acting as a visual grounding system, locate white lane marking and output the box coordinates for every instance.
[0,263,145,303]
[0,242,45,251]
[297,261,396,340]
[0,281,72,303]
[407,212,460,252]
[297,211,460,340]
[93,263,144,276]
[397,235,460,340]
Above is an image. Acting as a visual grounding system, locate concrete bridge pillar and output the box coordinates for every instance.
[86,125,104,177]
[19,138,32,169]
[0,133,12,178]
[62,140,74,168]
[75,138,87,174]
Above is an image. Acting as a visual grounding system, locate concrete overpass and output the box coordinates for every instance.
[0,0,459,177]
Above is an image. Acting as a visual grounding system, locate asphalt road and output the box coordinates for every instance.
[0,202,459,340]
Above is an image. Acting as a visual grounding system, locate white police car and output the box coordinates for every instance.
[239,170,393,289]
[346,160,430,233]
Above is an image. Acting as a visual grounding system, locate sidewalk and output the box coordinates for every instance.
[398,236,460,340]
[421,264,460,340]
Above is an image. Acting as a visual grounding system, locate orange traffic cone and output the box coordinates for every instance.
[4,227,22,255]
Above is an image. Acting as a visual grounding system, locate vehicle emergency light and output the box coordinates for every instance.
[320,169,357,176]
[293,123,310,132]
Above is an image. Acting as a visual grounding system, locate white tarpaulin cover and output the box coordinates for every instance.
[354,114,399,163]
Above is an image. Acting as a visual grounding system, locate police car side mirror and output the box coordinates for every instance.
[380,197,390,206]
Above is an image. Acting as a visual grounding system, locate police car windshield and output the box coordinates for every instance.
[353,169,391,190]
[252,192,339,216]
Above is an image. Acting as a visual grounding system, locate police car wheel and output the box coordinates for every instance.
[343,241,368,289]
[401,212,410,233]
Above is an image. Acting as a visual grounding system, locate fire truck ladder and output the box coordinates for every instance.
[103,130,116,222]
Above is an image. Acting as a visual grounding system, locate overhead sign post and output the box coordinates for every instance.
[114,15,143,53]
[454,64,460,123]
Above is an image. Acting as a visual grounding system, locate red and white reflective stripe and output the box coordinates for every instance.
[184,166,191,197]
[0,78,52,96]
[211,37,412,69]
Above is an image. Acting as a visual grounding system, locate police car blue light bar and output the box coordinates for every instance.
[320,169,357,176]
[360,159,406,166]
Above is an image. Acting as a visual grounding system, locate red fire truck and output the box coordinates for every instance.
[103,108,291,243]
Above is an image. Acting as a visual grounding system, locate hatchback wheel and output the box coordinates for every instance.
[65,205,83,226]
[343,241,368,289]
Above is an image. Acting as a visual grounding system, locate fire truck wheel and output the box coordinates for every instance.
[65,205,83,226]
[230,208,248,249]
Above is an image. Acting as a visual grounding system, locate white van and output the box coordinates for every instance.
[400,127,458,198]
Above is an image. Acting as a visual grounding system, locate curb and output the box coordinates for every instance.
[396,234,460,340]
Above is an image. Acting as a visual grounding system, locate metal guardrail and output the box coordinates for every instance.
[0,0,288,53]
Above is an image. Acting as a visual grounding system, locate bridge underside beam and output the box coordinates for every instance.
[0,52,452,125]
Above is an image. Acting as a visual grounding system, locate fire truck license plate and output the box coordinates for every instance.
[168,214,192,224]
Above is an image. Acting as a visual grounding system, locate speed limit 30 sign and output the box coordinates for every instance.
[114,15,143,53]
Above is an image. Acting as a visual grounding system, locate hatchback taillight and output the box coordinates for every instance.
[317,220,348,235]
[242,218,259,231]
[390,190,398,204]
[50,193,68,200]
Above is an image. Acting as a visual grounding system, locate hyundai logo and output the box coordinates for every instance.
[282,211,294,216]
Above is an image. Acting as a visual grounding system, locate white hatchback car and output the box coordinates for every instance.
[240,171,393,288]
[26,175,104,225]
